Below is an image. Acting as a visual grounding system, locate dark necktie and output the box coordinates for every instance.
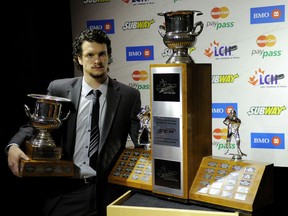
[88,89,101,171]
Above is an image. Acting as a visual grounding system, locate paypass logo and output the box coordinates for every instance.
[251,35,282,59]
[251,133,284,149]
[126,46,154,61]
[129,70,150,91]
[206,6,234,30]
[250,5,285,24]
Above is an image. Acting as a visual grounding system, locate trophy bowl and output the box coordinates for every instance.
[24,94,71,159]
[158,10,204,64]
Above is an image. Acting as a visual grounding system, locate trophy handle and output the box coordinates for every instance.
[24,104,31,118]
[192,21,204,36]
[158,25,166,38]
[60,110,71,122]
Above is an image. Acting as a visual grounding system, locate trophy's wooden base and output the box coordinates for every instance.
[189,156,274,212]
[25,142,62,160]
[20,159,74,177]
[108,148,152,191]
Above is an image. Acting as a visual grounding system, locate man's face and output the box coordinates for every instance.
[78,41,109,78]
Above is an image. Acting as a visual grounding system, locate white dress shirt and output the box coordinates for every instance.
[74,77,108,178]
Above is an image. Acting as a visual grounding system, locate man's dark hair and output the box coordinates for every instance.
[72,29,112,71]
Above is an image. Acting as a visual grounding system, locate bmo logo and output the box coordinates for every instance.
[86,19,115,34]
[251,133,284,149]
[212,103,238,118]
[250,5,285,24]
[126,46,154,61]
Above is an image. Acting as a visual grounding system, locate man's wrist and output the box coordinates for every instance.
[5,143,19,155]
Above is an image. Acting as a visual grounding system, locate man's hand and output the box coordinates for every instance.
[7,145,30,177]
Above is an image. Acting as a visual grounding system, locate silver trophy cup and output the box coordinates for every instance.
[158,10,204,64]
[24,94,70,159]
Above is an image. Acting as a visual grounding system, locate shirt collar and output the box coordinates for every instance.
[82,77,109,98]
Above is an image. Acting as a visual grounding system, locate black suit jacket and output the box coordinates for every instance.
[8,76,141,215]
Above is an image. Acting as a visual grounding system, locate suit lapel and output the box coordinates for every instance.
[66,77,82,156]
[99,78,121,152]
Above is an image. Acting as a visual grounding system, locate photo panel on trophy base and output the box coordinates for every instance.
[150,63,212,200]
[189,156,274,213]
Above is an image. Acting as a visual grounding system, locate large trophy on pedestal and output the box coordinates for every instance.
[158,10,204,64]
[20,94,74,177]
[151,10,212,200]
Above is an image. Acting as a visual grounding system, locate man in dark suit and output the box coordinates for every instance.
[6,29,141,216]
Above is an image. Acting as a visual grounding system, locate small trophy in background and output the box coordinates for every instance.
[137,105,151,150]
[223,109,247,161]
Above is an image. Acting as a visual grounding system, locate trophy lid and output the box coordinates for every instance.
[27,94,71,102]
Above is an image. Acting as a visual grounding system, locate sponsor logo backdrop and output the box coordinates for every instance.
[70,0,288,167]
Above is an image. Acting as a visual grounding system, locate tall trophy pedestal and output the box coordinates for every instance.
[151,63,212,200]
[189,156,274,212]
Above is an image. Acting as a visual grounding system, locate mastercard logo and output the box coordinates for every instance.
[213,128,228,140]
[132,70,148,81]
[211,7,229,19]
[271,136,281,146]
[256,35,276,47]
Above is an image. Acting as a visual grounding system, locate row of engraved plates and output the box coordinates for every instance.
[108,151,273,213]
